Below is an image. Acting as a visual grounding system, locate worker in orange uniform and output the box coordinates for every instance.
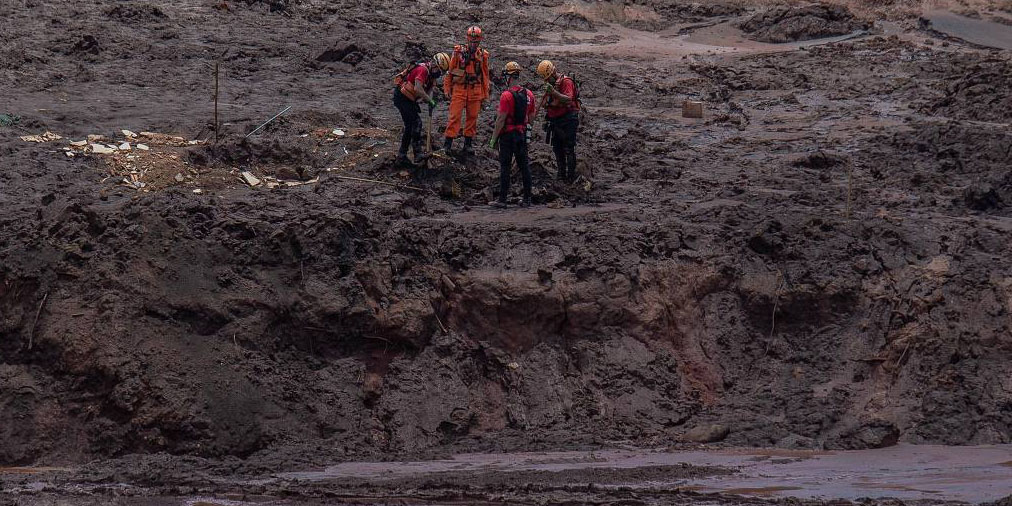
[443,26,490,157]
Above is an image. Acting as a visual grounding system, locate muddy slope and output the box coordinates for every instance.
[2,0,1012,473]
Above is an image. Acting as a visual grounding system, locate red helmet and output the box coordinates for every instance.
[467,26,483,41]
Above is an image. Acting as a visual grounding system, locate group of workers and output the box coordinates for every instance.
[392,25,581,208]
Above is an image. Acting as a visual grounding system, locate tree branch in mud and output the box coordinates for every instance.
[28,291,48,351]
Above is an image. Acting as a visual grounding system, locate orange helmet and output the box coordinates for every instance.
[467,26,483,41]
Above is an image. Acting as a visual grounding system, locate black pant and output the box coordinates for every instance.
[393,89,421,156]
[498,131,531,203]
[550,112,579,181]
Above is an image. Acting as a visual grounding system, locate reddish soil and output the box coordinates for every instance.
[2,0,1012,503]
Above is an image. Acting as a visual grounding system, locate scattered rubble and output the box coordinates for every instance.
[20,131,62,143]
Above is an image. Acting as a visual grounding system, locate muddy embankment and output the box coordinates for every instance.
[1,0,1012,479]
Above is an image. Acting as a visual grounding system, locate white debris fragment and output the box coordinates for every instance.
[90,144,115,154]
[118,142,131,151]
[193,189,203,194]
[121,129,137,138]
[241,171,262,187]
[333,129,346,136]
[70,140,87,147]
[136,144,149,151]
[66,151,75,157]
[20,131,62,143]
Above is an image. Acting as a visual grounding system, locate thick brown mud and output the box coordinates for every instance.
[2,0,1012,503]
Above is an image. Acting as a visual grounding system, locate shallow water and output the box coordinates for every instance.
[282,444,1012,502]
[925,10,1012,50]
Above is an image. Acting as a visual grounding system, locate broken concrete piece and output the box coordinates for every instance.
[121,129,137,138]
[682,100,704,118]
[241,171,262,186]
[118,142,131,151]
[136,144,149,151]
[333,128,346,136]
[87,134,106,142]
[90,144,115,154]
[69,140,87,147]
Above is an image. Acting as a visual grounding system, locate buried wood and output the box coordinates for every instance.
[329,174,426,192]
[28,291,49,351]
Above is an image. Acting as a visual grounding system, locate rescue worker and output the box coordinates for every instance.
[443,26,490,156]
[488,62,535,208]
[536,60,580,182]
[394,52,450,165]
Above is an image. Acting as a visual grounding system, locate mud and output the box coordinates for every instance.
[738,5,866,43]
[2,0,1012,503]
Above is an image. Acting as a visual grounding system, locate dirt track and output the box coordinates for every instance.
[2,0,1012,503]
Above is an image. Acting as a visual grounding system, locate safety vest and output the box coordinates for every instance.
[447,45,488,88]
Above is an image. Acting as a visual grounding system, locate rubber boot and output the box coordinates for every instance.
[395,151,410,167]
[463,137,474,156]
[412,138,427,164]
[443,137,454,152]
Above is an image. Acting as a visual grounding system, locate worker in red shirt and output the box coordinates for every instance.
[536,60,581,182]
[443,26,491,157]
[393,52,450,165]
[489,62,536,208]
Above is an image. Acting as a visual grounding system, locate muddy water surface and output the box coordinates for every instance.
[925,10,1012,50]
[283,444,1012,502]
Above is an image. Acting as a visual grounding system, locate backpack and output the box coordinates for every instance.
[509,87,529,127]
[393,61,422,89]
[562,74,582,108]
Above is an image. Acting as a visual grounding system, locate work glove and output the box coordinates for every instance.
[428,98,436,108]
[488,137,498,149]
[544,83,555,94]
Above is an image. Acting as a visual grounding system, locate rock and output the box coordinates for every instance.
[136,144,150,151]
[69,140,87,147]
[826,420,899,450]
[118,142,131,151]
[684,423,730,443]
[90,144,115,154]
[333,128,346,136]
[121,129,137,138]
[192,189,203,194]
[174,173,185,183]
[241,171,262,187]
[87,134,106,142]
[776,433,818,449]
[20,131,62,143]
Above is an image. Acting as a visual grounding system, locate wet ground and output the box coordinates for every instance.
[2,0,1012,504]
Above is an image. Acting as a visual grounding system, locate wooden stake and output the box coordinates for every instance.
[846,162,853,219]
[214,61,220,144]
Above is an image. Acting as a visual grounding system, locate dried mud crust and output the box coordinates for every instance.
[1,0,1012,495]
[738,4,867,42]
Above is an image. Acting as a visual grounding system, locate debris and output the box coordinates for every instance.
[507,362,520,370]
[90,144,115,154]
[136,144,149,151]
[118,142,131,151]
[121,129,137,138]
[330,174,426,192]
[174,173,185,182]
[241,171,262,187]
[245,105,292,138]
[65,151,75,158]
[683,100,704,118]
[87,134,106,143]
[69,140,87,147]
[21,131,62,143]
[192,189,203,194]
[333,128,346,136]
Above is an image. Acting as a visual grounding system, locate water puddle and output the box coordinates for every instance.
[924,10,1012,50]
[281,444,1012,502]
